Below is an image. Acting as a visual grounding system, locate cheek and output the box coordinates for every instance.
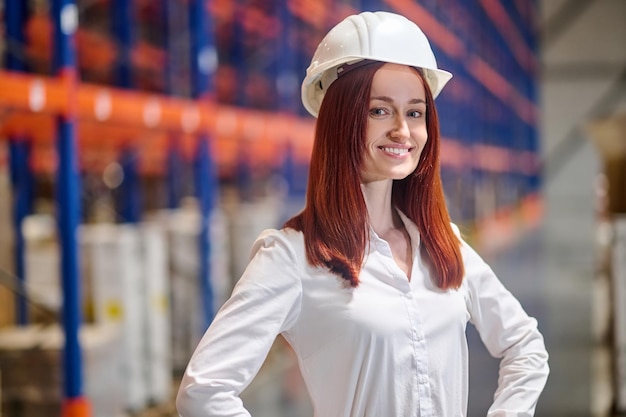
[414,131,428,162]
[415,126,428,147]
[366,123,386,142]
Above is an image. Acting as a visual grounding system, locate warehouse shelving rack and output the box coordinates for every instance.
[0,1,313,416]
[0,1,545,416]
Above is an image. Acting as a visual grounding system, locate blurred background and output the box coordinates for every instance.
[0,0,624,416]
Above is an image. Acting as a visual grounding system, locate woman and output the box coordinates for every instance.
[177,11,549,417]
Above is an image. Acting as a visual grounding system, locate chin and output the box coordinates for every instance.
[391,169,416,180]
[392,174,412,181]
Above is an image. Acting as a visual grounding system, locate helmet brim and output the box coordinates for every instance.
[301,60,452,118]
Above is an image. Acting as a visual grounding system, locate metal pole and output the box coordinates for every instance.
[5,0,30,326]
[166,139,182,209]
[232,4,246,107]
[118,147,142,223]
[193,138,216,329]
[275,0,307,219]
[112,0,141,223]
[275,0,299,199]
[163,0,182,209]
[112,0,133,89]
[233,2,251,202]
[235,150,252,202]
[189,0,218,330]
[51,0,91,416]
[162,0,172,95]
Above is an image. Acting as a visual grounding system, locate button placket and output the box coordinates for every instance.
[404,291,433,417]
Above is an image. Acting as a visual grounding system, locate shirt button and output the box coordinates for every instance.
[418,375,428,384]
[405,292,412,299]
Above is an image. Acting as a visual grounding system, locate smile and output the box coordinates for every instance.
[380,146,412,155]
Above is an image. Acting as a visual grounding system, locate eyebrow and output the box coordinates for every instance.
[370,95,426,105]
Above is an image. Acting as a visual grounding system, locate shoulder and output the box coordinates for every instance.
[450,222,462,237]
[449,222,488,269]
[250,228,306,265]
[448,223,495,300]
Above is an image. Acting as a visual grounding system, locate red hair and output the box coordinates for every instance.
[285,62,464,289]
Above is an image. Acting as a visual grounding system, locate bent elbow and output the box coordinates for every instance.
[176,375,211,417]
[176,380,197,417]
[175,374,249,417]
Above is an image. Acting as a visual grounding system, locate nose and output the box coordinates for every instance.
[389,115,410,140]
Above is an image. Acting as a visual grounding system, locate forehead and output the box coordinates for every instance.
[370,63,425,97]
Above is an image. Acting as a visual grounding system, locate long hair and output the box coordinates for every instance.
[285,62,464,289]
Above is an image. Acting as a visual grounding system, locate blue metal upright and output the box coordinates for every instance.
[163,0,183,210]
[166,138,183,209]
[112,0,142,223]
[118,147,142,223]
[189,0,218,330]
[275,1,299,196]
[51,1,91,416]
[276,2,298,113]
[162,0,173,95]
[232,4,247,107]
[5,0,31,326]
[112,0,133,89]
[193,137,217,329]
[275,1,308,209]
[234,3,253,202]
[235,150,253,202]
[4,0,27,71]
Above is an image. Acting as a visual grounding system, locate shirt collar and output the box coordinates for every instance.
[368,208,421,257]
[395,208,421,256]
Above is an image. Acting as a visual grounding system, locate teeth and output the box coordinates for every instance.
[382,147,409,155]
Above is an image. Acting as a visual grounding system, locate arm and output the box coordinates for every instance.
[176,230,302,417]
[463,241,549,416]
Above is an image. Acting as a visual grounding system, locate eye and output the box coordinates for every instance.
[369,107,389,117]
[407,110,423,119]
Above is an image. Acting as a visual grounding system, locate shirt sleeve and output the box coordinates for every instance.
[461,237,549,417]
[176,229,303,417]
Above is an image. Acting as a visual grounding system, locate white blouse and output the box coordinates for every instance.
[177,212,549,417]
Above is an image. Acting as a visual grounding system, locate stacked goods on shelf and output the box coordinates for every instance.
[15,216,177,413]
[81,224,148,412]
[22,215,62,320]
[81,222,181,410]
[160,207,201,373]
[229,190,285,280]
[139,222,172,404]
[154,201,231,372]
[614,218,626,410]
[0,154,14,326]
[0,323,124,417]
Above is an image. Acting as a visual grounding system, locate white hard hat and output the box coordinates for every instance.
[301,11,453,117]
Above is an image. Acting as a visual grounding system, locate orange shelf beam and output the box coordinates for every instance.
[0,70,316,174]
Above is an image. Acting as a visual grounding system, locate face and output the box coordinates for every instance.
[361,63,428,184]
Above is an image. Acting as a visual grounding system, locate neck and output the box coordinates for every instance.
[360,180,401,235]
